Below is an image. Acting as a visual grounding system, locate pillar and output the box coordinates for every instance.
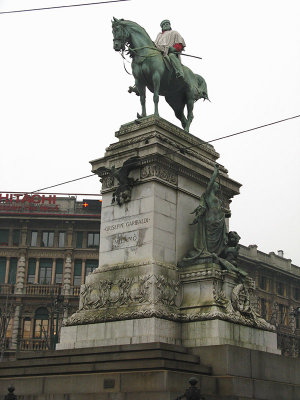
[14,252,26,294]
[10,304,21,350]
[63,252,72,295]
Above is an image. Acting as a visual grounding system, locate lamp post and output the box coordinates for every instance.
[53,294,64,348]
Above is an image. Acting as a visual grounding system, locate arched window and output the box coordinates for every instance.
[34,307,49,338]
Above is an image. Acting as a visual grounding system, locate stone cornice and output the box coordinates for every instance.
[97,259,177,273]
[98,153,240,199]
[115,115,217,156]
[64,305,275,332]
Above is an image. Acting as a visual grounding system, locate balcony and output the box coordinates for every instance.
[71,286,81,296]
[25,284,61,296]
[0,284,14,295]
[19,338,50,351]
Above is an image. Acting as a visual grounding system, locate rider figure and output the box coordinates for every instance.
[154,19,186,79]
[128,19,186,96]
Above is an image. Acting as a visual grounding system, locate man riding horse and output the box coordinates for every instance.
[129,19,186,95]
[112,18,208,132]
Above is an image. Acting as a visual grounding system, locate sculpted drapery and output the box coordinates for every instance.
[183,164,228,262]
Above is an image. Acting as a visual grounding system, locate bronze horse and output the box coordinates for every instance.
[112,18,208,132]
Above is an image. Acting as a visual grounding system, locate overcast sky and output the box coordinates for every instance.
[1,0,299,265]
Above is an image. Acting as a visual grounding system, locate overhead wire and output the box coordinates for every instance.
[163,114,300,157]
[31,174,96,194]
[27,114,300,193]
[0,0,130,15]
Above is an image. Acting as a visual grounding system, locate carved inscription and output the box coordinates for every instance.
[112,230,139,249]
[103,217,150,235]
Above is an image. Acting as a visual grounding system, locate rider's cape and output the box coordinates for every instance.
[154,30,186,56]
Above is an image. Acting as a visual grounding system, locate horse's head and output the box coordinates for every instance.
[112,17,129,52]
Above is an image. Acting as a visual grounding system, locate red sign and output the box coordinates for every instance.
[0,193,59,213]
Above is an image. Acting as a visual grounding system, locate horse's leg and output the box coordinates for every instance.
[136,83,146,118]
[185,97,194,132]
[165,95,187,129]
[152,72,160,116]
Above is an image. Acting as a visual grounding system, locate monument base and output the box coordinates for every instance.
[182,319,280,354]
[58,316,279,354]
[57,317,181,350]
[0,342,299,400]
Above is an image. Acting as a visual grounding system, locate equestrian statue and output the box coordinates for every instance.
[112,18,209,132]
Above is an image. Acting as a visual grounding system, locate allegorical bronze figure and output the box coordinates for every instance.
[179,164,247,277]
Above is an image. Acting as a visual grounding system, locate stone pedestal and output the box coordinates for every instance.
[3,116,297,400]
[57,116,277,354]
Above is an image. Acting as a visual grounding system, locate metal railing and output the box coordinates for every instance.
[0,284,14,295]
[19,338,50,351]
[71,286,81,296]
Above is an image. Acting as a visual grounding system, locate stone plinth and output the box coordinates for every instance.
[1,343,299,400]
[58,116,277,354]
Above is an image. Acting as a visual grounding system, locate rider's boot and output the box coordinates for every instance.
[169,54,184,79]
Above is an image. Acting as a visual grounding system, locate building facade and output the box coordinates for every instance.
[0,193,101,359]
[239,245,300,357]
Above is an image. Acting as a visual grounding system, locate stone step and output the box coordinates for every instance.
[16,342,193,359]
[1,348,200,369]
[0,342,211,378]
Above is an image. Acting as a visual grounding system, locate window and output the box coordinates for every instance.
[55,259,63,284]
[5,318,13,338]
[12,230,20,246]
[23,318,31,339]
[0,229,9,246]
[34,308,49,338]
[31,231,38,247]
[87,232,100,248]
[0,258,6,284]
[39,259,53,284]
[76,232,83,248]
[73,260,82,286]
[279,304,288,325]
[277,282,286,297]
[296,315,300,329]
[294,288,300,301]
[259,276,270,291]
[41,232,54,247]
[58,232,65,247]
[27,259,36,283]
[85,260,98,281]
[8,258,17,284]
[259,298,267,319]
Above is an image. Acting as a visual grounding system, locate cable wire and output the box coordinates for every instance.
[29,114,300,192]
[0,0,130,15]
[31,174,96,193]
[163,114,300,157]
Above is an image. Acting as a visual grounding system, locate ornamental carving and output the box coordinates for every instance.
[213,279,228,306]
[101,175,114,189]
[79,274,153,311]
[231,283,252,314]
[154,275,180,306]
[140,164,177,185]
[231,282,261,325]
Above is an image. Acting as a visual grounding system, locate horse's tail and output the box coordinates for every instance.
[194,74,210,102]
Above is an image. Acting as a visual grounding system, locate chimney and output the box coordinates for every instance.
[277,250,284,258]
